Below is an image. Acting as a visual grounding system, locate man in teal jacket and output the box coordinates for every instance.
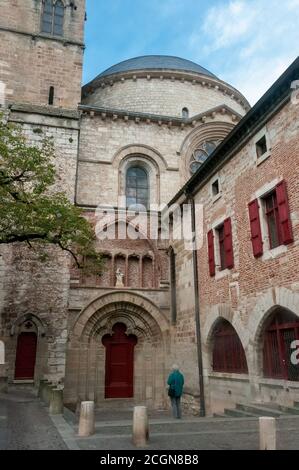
[167,364,184,419]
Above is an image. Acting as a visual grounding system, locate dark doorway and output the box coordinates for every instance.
[102,323,137,398]
[15,332,37,380]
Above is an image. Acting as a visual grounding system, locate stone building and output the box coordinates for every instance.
[0,0,298,415]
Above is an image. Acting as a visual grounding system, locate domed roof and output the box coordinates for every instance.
[97,55,217,79]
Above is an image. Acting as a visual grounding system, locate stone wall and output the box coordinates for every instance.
[0,108,80,385]
[83,72,249,118]
[77,112,238,206]
[174,94,299,413]
[0,0,85,108]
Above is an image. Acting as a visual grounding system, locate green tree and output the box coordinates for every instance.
[0,118,102,272]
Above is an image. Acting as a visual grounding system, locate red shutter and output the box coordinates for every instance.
[207,230,215,277]
[248,199,263,257]
[276,180,293,245]
[224,218,234,269]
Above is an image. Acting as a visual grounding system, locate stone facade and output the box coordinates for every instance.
[171,63,299,413]
[0,0,85,108]
[1,0,298,417]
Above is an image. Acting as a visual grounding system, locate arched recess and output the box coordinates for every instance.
[64,292,170,408]
[248,288,299,378]
[203,304,248,351]
[112,145,167,207]
[91,219,162,289]
[254,305,299,381]
[9,314,48,383]
[210,319,248,374]
[10,313,46,338]
[180,121,234,180]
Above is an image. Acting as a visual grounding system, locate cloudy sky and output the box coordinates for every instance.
[84,0,299,105]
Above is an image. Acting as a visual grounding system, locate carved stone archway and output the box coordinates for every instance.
[65,292,170,409]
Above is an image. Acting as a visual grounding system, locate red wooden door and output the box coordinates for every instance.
[102,323,137,398]
[15,332,37,380]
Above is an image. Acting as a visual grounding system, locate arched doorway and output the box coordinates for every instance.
[102,323,137,398]
[263,309,299,381]
[15,332,37,380]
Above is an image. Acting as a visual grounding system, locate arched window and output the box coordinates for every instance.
[53,1,65,36]
[41,0,64,37]
[182,108,189,119]
[212,320,248,373]
[190,141,219,174]
[126,167,149,209]
[263,309,299,381]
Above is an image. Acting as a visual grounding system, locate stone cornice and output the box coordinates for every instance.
[0,25,85,48]
[9,103,80,120]
[82,69,251,112]
[79,104,243,128]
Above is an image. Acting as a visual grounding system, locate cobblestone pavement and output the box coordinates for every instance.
[0,386,67,450]
[1,387,299,450]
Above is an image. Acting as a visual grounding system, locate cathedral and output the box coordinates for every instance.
[0,0,299,416]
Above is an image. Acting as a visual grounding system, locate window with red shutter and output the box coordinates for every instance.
[248,199,263,257]
[207,230,216,277]
[224,217,234,269]
[276,180,293,245]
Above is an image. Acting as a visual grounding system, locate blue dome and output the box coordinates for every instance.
[97,55,217,79]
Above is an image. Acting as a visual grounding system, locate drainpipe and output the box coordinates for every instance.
[189,193,206,417]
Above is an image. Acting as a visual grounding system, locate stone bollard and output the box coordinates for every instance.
[38,380,48,399]
[78,401,95,437]
[259,417,276,450]
[43,383,55,406]
[41,381,50,403]
[49,388,64,415]
[132,406,149,448]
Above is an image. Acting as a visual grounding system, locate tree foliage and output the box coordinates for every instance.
[0,118,102,273]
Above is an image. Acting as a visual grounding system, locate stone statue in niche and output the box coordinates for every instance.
[115,268,124,288]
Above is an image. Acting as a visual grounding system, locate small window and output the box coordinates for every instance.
[212,179,220,196]
[182,108,189,119]
[217,224,226,271]
[48,86,54,105]
[256,135,267,158]
[263,191,282,249]
[215,218,234,271]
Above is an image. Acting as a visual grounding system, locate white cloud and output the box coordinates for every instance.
[189,0,299,104]
[201,1,257,51]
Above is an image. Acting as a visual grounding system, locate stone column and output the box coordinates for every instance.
[49,388,64,415]
[78,401,95,437]
[132,406,149,447]
[259,417,276,450]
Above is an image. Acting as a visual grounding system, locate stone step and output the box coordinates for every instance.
[213,413,226,418]
[224,408,255,418]
[236,403,282,417]
[280,406,299,415]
